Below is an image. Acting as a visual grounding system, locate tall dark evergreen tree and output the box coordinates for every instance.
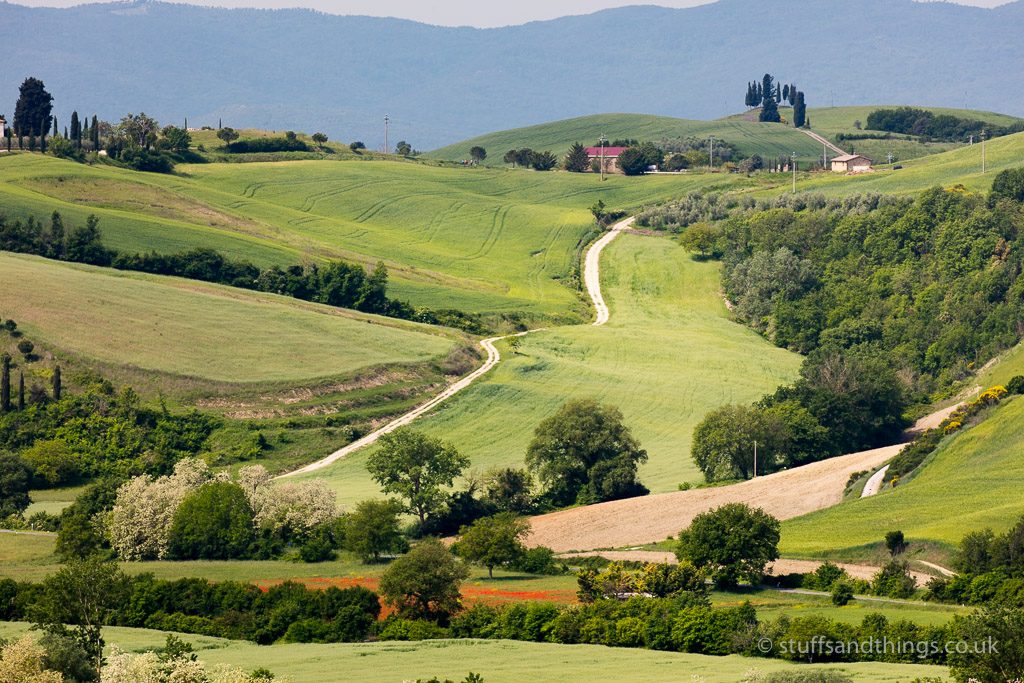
[17,372,24,411]
[782,84,790,102]
[775,83,782,103]
[70,111,81,147]
[91,115,100,148]
[1,354,10,413]
[788,83,798,106]
[13,77,53,137]
[52,365,62,401]
[793,91,807,128]
[759,74,781,123]
[564,142,590,172]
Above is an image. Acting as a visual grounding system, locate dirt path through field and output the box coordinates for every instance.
[801,128,847,156]
[279,216,633,477]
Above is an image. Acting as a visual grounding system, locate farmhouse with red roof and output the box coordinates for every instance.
[585,146,629,174]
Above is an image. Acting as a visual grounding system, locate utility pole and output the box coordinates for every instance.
[791,153,797,193]
[708,135,715,171]
[822,142,827,170]
[981,129,986,174]
[599,134,607,182]
[384,115,390,155]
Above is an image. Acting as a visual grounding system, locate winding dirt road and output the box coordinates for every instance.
[279,216,633,477]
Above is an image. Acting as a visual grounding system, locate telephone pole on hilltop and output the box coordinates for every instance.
[708,135,715,171]
[384,115,390,155]
[791,153,797,193]
[981,129,987,174]
[599,134,607,182]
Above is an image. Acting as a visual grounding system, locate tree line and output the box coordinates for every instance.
[865,106,1024,142]
[0,211,488,333]
[642,173,1024,481]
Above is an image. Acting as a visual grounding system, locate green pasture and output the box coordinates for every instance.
[0,623,951,683]
[0,153,751,317]
[781,396,1024,557]
[0,252,455,383]
[306,232,801,504]
[427,112,824,163]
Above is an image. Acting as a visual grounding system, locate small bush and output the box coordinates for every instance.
[831,581,854,606]
[1007,375,1024,394]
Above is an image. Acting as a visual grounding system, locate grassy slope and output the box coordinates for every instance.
[305,232,801,503]
[0,623,950,683]
[777,129,1024,197]
[0,252,454,383]
[781,396,1024,558]
[803,105,1023,162]
[426,113,825,163]
[0,153,752,317]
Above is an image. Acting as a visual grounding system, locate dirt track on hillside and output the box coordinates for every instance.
[280,217,633,477]
[528,443,904,552]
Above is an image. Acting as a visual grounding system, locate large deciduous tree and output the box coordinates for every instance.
[379,538,469,622]
[676,503,780,588]
[168,481,256,560]
[367,428,468,526]
[525,399,648,506]
[455,512,530,578]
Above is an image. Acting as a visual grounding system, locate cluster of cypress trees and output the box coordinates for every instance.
[5,77,101,151]
[743,74,808,128]
[0,351,59,414]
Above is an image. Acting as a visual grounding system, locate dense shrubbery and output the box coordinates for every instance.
[0,211,489,333]
[0,373,218,485]
[926,515,1024,608]
[865,107,1024,142]
[225,131,310,154]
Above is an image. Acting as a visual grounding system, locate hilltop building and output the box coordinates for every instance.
[830,153,873,173]
[585,146,628,174]
[0,115,6,138]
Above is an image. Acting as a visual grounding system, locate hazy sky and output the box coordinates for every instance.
[7,0,1012,27]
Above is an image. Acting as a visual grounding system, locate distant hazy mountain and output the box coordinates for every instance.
[1,0,1021,149]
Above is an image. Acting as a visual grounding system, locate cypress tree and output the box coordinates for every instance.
[17,371,24,410]
[783,84,789,102]
[775,83,781,103]
[91,115,99,148]
[70,111,81,147]
[52,365,62,401]
[793,91,807,128]
[1,354,10,412]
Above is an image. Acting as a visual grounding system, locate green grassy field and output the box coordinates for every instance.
[0,623,950,683]
[0,252,455,384]
[0,153,755,318]
[781,395,1024,558]
[800,105,1023,163]
[304,232,801,503]
[427,113,825,164]
[774,129,1024,197]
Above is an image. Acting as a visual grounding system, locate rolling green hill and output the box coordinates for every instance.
[0,153,753,319]
[305,231,802,504]
[426,113,825,164]
[0,252,456,384]
[781,395,1024,558]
